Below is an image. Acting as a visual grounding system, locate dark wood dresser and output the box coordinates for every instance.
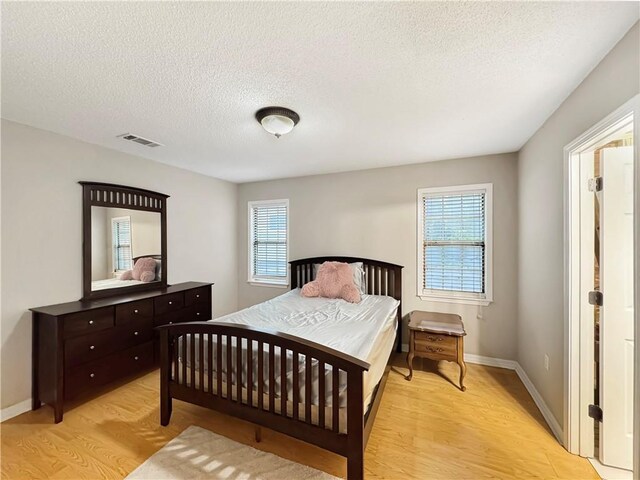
[31,281,213,422]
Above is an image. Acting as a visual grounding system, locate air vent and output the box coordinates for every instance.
[117,133,164,148]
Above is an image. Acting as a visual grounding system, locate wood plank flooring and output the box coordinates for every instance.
[1,356,598,479]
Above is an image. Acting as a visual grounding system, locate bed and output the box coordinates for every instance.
[157,256,403,479]
[90,255,163,291]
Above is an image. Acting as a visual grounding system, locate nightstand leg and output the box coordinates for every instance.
[406,351,414,381]
[457,337,467,391]
[406,331,415,381]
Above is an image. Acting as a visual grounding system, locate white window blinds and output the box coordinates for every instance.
[249,200,288,284]
[423,192,485,293]
[112,216,132,272]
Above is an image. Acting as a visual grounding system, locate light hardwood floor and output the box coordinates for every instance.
[1,356,598,479]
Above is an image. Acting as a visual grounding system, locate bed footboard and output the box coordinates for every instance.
[158,321,371,479]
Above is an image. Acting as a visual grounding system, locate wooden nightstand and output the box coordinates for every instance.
[406,310,467,391]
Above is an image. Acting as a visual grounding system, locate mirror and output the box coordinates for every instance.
[91,207,162,291]
[81,182,168,300]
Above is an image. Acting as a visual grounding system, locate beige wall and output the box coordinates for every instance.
[517,23,640,427]
[0,120,239,409]
[238,153,519,360]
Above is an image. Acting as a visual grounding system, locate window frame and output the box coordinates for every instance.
[111,215,133,274]
[247,199,290,288]
[416,183,493,306]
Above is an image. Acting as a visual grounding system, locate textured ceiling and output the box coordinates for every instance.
[2,2,638,183]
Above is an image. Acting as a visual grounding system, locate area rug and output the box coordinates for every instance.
[126,425,341,479]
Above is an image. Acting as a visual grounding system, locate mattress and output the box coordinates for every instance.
[179,289,399,413]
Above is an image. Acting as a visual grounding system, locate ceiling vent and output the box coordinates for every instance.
[118,133,164,148]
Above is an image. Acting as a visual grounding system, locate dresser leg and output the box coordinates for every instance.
[54,404,63,423]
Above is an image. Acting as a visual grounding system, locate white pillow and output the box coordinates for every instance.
[313,262,366,295]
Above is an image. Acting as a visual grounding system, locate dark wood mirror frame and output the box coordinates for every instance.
[80,181,169,300]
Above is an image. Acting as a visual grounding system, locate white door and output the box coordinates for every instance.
[600,146,635,470]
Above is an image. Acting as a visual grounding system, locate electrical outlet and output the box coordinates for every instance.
[544,354,550,371]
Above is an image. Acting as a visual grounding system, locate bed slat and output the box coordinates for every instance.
[199,333,205,392]
[269,344,276,413]
[292,352,299,420]
[236,337,243,404]
[182,334,187,386]
[318,360,326,429]
[247,340,253,407]
[281,347,287,417]
[332,367,340,432]
[258,341,264,410]
[226,335,232,400]
[207,333,213,393]
[216,334,223,397]
[305,355,312,424]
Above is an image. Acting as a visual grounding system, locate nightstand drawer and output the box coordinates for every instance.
[415,331,457,348]
[415,338,457,357]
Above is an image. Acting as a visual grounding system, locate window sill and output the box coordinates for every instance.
[418,295,492,307]
[247,280,289,289]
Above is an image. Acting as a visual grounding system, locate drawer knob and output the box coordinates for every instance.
[196,312,201,316]
[196,294,200,298]
[169,321,173,325]
[88,320,94,325]
[89,345,95,350]
[134,331,139,336]
[90,373,95,378]
[134,356,139,361]
[168,301,173,305]
[134,309,139,314]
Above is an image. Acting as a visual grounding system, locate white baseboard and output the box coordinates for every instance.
[400,343,563,443]
[514,363,564,442]
[0,399,32,422]
[463,353,517,370]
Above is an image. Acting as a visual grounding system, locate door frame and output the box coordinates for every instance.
[563,94,639,475]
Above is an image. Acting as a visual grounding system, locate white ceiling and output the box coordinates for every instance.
[2,2,638,183]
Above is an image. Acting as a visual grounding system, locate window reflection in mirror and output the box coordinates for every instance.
[91,206,161,291]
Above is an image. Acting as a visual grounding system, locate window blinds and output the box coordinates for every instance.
[112,218,132,272]
[422,192,485,293]
[252,204,288,278]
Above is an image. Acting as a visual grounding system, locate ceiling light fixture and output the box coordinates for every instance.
[255,107,300,138]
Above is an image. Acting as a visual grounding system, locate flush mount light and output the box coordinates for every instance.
[255,107,300,138]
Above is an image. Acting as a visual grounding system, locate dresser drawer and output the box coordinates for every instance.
[186,303,212,322]
[65,317,153,368]
[154,292,184,315]
[116,299,154,325]
[65,341,154,400]
[185,286,210,306]
[63,307,114,338]
[153,309,192,327]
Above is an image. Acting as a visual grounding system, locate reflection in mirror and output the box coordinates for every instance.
[91,206,162,291]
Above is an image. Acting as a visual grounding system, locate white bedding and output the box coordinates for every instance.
[181,289,399,413]
[91,278,145,291]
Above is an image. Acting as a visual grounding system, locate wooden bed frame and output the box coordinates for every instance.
[157,256,403,479]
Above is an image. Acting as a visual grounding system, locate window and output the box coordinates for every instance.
[417,184,492,305]
[248,199,289,286]
[111,216,132,272]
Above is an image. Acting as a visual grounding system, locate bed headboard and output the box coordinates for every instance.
[290,256,404,352]
[133,254,162,264]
